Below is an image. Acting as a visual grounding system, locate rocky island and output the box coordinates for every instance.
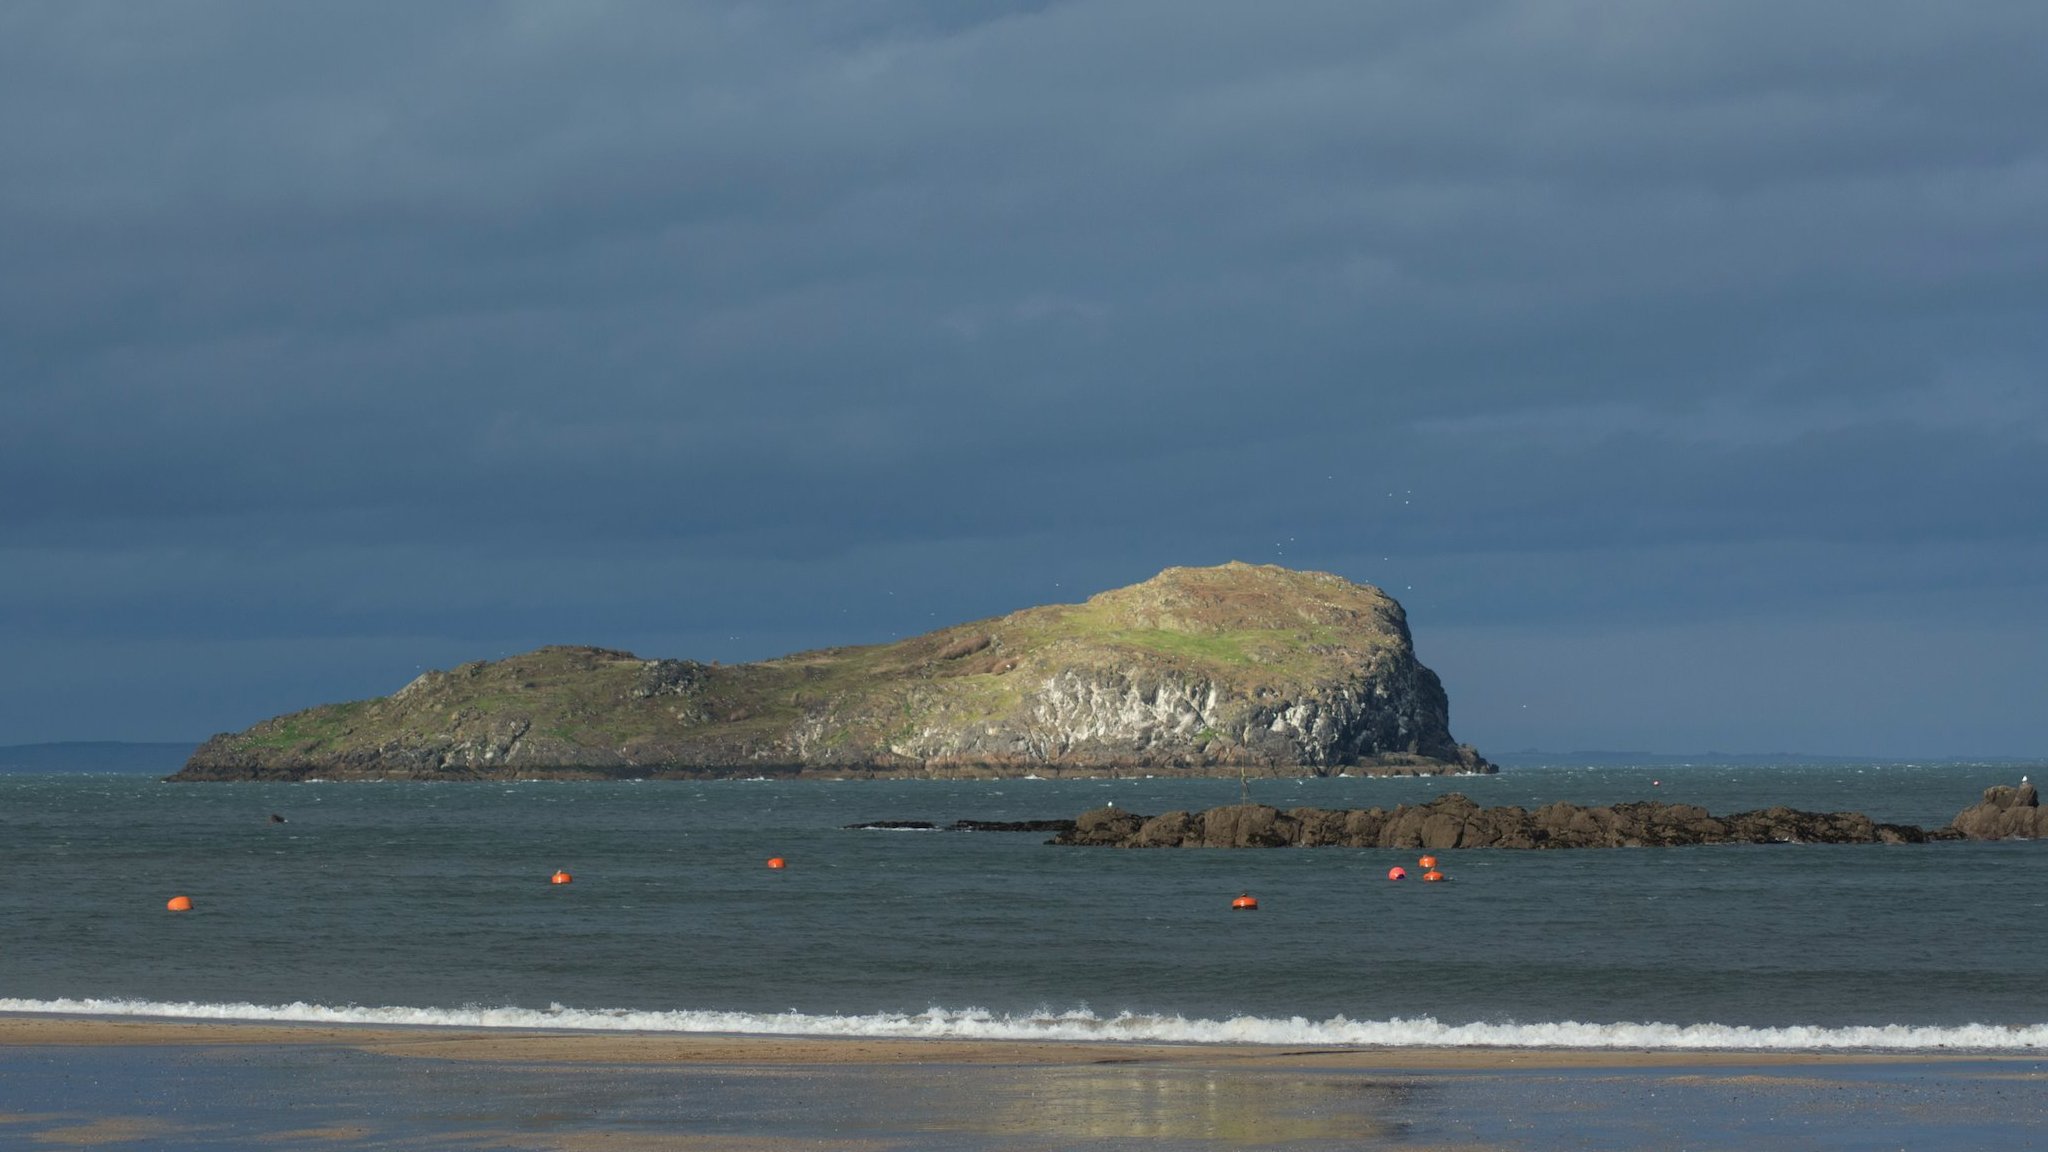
[173,562,1492,782]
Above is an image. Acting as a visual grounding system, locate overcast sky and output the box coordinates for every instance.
[4,1,2044,756]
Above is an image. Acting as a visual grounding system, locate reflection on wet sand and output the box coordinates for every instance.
[255,1126,374,1144]
[959,1066,1427,1145]
[0,1037,2041,1150]
[425,1133,897,1152]
[17,1115,192,1146]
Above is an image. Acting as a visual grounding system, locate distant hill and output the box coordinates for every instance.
[175,562,1492,782]
[0,741,198,774]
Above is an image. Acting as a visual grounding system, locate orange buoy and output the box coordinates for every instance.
[1424,869,1447,882]
[1387,866,1407,881]
[1418,855,1438,869]
[766,857,787,870]
[549,870,573,885]
[1231,892,1258,910]
[166,895,192,912]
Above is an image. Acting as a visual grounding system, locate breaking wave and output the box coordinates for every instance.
[4,998,2044,1051]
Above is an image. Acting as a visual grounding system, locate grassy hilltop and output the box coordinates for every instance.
[174,562,1490,781]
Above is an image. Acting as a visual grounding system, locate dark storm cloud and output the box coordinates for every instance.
[3,1,2045,752]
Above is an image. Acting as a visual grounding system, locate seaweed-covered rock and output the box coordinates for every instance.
[1051,793,1943,849]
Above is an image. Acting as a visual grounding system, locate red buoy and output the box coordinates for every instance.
[767,857,787,870]
[1387,866,1407,881]
[1231,893,1258,910]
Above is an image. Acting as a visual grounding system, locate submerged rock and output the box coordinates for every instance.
[843,818,1077,833]
[949,819,1076,833]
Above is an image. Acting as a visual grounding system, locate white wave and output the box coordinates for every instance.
[3,998,2043,1052]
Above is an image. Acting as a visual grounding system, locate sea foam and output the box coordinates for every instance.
[3,998,2043,1051]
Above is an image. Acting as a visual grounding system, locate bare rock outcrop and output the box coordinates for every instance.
[1948,780,2048,840]
[1051,793,1942,849]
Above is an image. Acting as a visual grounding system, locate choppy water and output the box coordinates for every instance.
[3,763,2044,1049]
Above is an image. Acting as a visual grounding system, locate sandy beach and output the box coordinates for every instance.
[4,1015,2044,1150]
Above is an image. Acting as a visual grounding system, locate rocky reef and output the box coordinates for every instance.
[1052,780,2048,848]
[1052,793,1951,849]
[174,563,1492,781]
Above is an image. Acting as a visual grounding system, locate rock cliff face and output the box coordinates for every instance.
[1052,794,1942,850]
[174,562,1492,781]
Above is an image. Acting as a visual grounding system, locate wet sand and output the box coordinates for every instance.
[3,1016,2043,1150]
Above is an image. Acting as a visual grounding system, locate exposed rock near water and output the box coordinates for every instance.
[831,778,2048,849]
[1948,780,2047,840]
[1050,793,1955,849]
[174,563,1492,782]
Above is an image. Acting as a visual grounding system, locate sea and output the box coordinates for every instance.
[4,762,2045,1053]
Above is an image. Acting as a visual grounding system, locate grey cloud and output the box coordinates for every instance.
[2,1,2044,749]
